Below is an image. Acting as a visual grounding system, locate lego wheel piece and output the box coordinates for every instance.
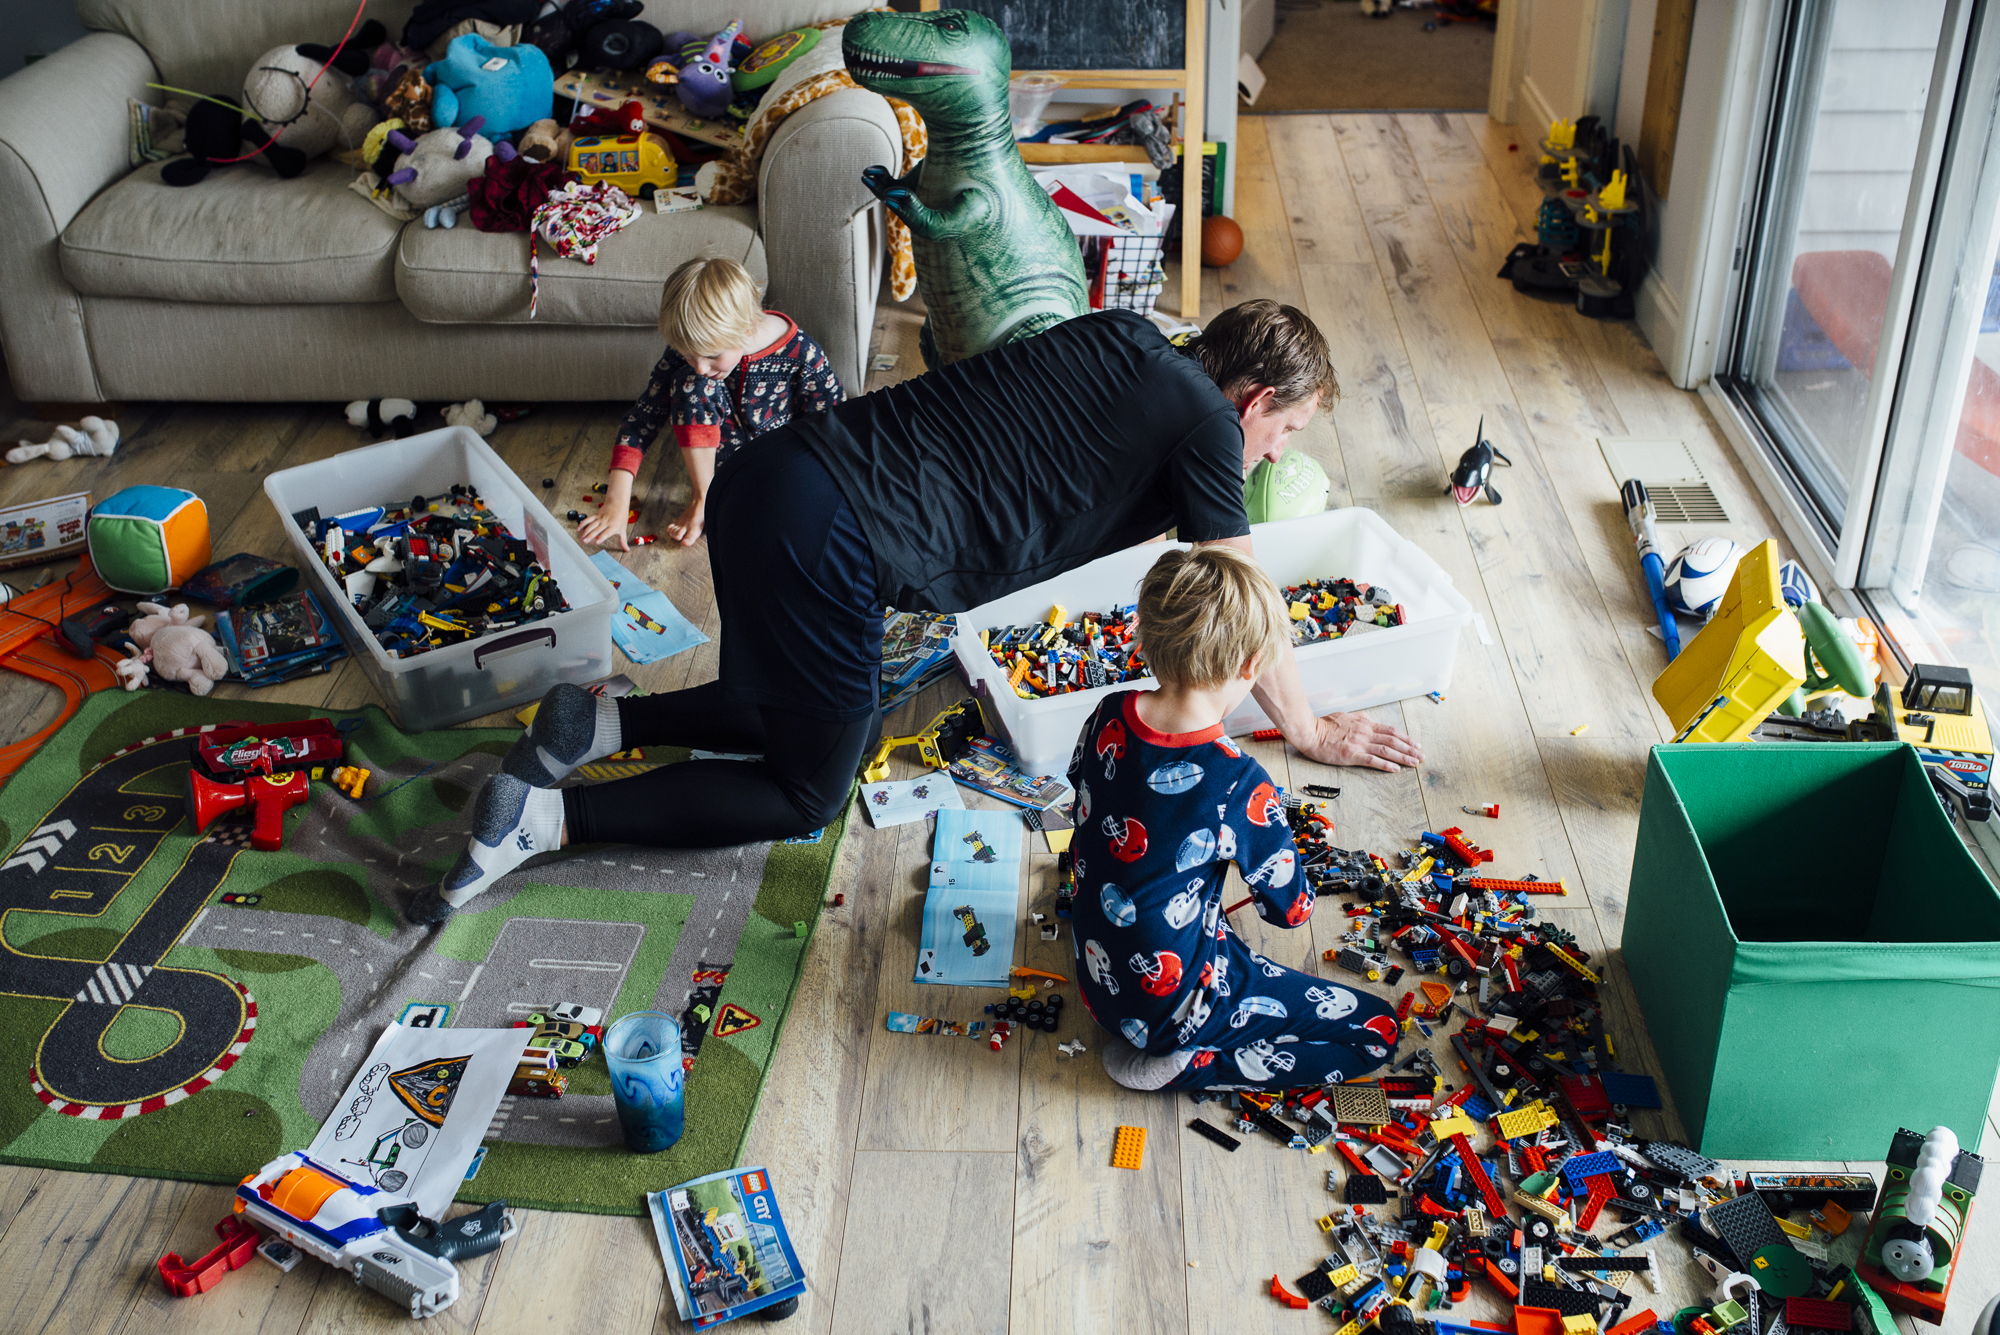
[1111,1125,1146,1170]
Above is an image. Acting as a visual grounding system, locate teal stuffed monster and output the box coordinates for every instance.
[844,9,1089,368]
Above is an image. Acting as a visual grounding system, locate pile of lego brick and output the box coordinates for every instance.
[292,486,568,659]
[981,605,1147,700]
[1210,817,1915,1335]
[1282,577,1405,646]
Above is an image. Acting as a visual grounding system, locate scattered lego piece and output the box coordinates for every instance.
[1188,1119,1241,1151]
[1111,1125,1146,1170]
[1461,803,1500,817]
[1605,1312,1662,1335]
[1331,1083,1395,1125]
[1057,1039,1086,1058]
[157,1216,260,1297]
[1344,1173,1388,1205]
[1270,1274,1311,1309]
[1570,724,1590,734]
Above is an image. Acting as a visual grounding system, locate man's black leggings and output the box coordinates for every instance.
[558,427,884,849]
[560,681,877,847]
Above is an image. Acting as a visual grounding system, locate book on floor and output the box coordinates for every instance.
[915,807,1020,988]
[648,1167,806,1328]
[215,589,347,683]
[947,735,1072,810]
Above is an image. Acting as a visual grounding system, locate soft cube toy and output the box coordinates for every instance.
[427,34,555,136]
[88,486,212,595]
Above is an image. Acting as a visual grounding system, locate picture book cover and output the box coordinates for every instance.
[0,492,87,570]
[649,1167,807,1327]
[915,808,1020,988]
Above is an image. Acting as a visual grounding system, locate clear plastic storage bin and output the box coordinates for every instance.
[950,508,1478,780]
[265,426,615,731]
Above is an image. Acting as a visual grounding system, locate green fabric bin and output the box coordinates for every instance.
[1622,742,2000,1160]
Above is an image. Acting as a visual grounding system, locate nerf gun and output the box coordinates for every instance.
[235,1151,516,1318]
[1620,479,1680,660]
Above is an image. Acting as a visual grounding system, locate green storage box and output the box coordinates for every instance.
[1622,742,2000,1159]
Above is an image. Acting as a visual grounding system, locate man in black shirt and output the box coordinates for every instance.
[409,301,1423,922]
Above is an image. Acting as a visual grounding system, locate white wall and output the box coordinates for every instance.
[1516,0,1632,130]
[1614,0,1657,141]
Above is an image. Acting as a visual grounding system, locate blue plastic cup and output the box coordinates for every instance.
[602,1010,685,1153]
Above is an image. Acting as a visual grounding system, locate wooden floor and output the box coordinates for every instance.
[0,112,1995,1334]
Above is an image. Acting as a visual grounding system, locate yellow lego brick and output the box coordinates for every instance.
[1546,944,1601,983]
[1494,1101,1557,1141]
[1775,1215,1812,1240]
[1111,1125,1146,1170]
[1336,1322,1363,1335]
[1428,1114,1480,1142]
[1327,1264,1359,1288]
[1562,1315,1599,1335]
[1319,1213,1338,1233]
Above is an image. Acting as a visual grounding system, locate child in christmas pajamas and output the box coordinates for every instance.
[1070,546,1402,1091]
[578,255,842,550]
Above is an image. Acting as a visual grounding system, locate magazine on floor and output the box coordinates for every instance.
[947,736,1072,810]
[648,1167,806,1328]
[914,807,1020,988]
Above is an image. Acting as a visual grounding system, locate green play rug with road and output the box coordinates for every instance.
[0,691,846,1215]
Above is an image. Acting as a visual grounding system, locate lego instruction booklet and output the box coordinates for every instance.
[915,807,1021,988]
[649,1167,807,1328]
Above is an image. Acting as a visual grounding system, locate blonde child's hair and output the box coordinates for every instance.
[658,256,764,355]
[1136,546,1289,689]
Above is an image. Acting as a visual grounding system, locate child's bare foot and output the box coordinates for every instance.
[666,497,706,546]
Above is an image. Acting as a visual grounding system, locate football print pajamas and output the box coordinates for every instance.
[1067,694,1402,1091]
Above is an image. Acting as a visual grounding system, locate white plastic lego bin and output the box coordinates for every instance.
[265,427,615,731]
[950,508,1478,780]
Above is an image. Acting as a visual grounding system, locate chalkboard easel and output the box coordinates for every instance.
[918,0,1207,320]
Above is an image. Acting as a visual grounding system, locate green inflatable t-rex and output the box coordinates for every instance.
[843,8,1089,369]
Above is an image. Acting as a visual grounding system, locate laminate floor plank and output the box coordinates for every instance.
[828,1150,1015,1335]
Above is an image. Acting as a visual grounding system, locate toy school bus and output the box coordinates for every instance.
[568,133,673,197]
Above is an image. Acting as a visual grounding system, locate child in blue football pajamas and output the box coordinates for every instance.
[1069,546,1401,1091]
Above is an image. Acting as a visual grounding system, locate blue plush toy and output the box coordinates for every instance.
[426,35,554,136]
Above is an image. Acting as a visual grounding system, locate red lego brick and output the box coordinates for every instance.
[1784,1298,1853,1332]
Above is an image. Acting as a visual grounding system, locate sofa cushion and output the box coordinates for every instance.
[62,160,404,305]
[395,204,764,326]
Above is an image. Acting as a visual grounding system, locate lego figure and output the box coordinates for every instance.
[1070,549,1402,1092]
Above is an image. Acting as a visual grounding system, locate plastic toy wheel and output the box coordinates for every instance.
[378,1170,409,1192]
[402,1122,430,1148]
[756,1296,800,1321]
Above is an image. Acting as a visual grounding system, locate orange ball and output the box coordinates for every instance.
[1200,215,1245,268]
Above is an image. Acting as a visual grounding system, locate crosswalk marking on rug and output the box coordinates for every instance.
[76,962,153,1004]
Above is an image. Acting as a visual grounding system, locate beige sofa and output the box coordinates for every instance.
[0,0,898,405]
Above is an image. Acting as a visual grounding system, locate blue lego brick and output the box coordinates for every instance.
[1560,1150,1622,1190]
[1461,1094,1496,1121]
[1600,1071,1663,1109]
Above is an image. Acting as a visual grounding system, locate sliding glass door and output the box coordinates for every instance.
[1721,0,2000,702]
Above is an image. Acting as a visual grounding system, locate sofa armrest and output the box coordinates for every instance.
[758,86,903,398]
[0,32,156,402]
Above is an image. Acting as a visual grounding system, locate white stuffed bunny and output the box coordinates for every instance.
[127,602,229,696]
[8,416,118,465]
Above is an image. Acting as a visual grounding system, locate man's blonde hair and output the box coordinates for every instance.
[1137,546,1289,690]
[658,256,763,355]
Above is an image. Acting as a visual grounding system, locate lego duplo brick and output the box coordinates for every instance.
[1111,1125,1146,1170]
[1620,744,2000,1158]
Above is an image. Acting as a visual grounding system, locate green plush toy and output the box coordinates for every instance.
[1244,451,1330,523]
[734,26,821,92]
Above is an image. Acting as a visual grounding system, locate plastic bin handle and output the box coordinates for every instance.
[474,628,555,670]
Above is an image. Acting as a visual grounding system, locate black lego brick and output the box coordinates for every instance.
[1345,1173,1389,1205]
[1705,1191,1793,1266]
[1187,1119,1241,1152]
[1518,1280,1601,1317]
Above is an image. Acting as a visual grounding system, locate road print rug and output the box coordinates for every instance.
[0,691,847,1215]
